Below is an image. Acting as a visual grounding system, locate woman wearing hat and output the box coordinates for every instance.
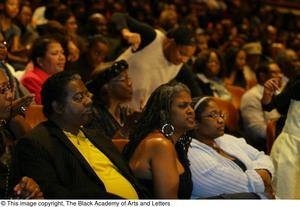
[86,59,133,139]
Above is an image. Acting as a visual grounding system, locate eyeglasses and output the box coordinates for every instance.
[0,84,11,94]
[202,113,226,120]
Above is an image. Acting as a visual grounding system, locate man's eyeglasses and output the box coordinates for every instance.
[202,113,226,120]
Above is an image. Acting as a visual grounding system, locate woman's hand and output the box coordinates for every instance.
[14,176,44,199]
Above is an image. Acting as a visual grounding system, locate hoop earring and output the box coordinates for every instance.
[161,123,175,137]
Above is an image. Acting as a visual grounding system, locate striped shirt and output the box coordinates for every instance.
[188,134,274,199]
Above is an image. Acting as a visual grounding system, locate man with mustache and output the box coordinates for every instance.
[12,71,149,199]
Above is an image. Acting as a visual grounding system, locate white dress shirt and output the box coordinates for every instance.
[188,134,274,199]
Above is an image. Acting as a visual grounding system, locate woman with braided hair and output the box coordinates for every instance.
[123,82,195,199]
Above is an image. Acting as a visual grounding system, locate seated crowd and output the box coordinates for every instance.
[0,0,299,199]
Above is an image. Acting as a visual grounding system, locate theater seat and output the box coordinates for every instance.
[225,85,246,110]
[24,104,47,129]
[112,138,129,152]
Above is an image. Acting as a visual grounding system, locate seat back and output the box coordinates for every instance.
[24,105,47,129]
[266,119,277,154]
[225,85,246,110]
[112,138,129,153]
[212,97,240,133]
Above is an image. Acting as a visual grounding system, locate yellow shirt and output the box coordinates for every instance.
[64,129,138,199]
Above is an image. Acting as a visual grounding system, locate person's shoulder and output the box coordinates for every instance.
[142,134,174,154]
[241,85,261,105]
[217,134,247,146]
[189,139,215,157]
[22,121,49,138]
[17,122,50,147]
[243,84,259,95]
[217,133,239,142]
[21,69,42,81]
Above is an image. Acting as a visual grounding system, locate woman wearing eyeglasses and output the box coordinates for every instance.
[188,96,274,199]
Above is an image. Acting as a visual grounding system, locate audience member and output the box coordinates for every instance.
[85,12,123,61]
[188,96,274,199]
[0,68,33,159]
[242,42,263,88]
[0,34,30,98]
[240,61,282,151]
[111,12,201,110]
[0,0,28,70]
[223,46,249,89]
[15,1,38,53]
[21,35,66,104]
[86,59,132,139]
[0,42,34,168]
[124,82,195,199]
[65,34,109,82]
[262,74,300,199]
[0,68,42,199]
[156,7,178,32]
[13,71,149,199]
[275,48,300,85]
[194,31,208,56]
[54,9,85,52]
[193,49,232,100]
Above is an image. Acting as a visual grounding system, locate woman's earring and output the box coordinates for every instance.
[161,123,175,137]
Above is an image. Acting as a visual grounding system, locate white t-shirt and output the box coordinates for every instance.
[117,30,182,110]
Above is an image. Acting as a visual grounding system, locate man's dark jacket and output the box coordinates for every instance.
[12,120,150,199]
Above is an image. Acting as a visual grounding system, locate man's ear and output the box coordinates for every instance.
[52,101,65,114]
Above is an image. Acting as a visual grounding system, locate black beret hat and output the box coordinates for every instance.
[86,59,128,93]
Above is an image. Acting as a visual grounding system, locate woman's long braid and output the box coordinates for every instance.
[124,85,172,159]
